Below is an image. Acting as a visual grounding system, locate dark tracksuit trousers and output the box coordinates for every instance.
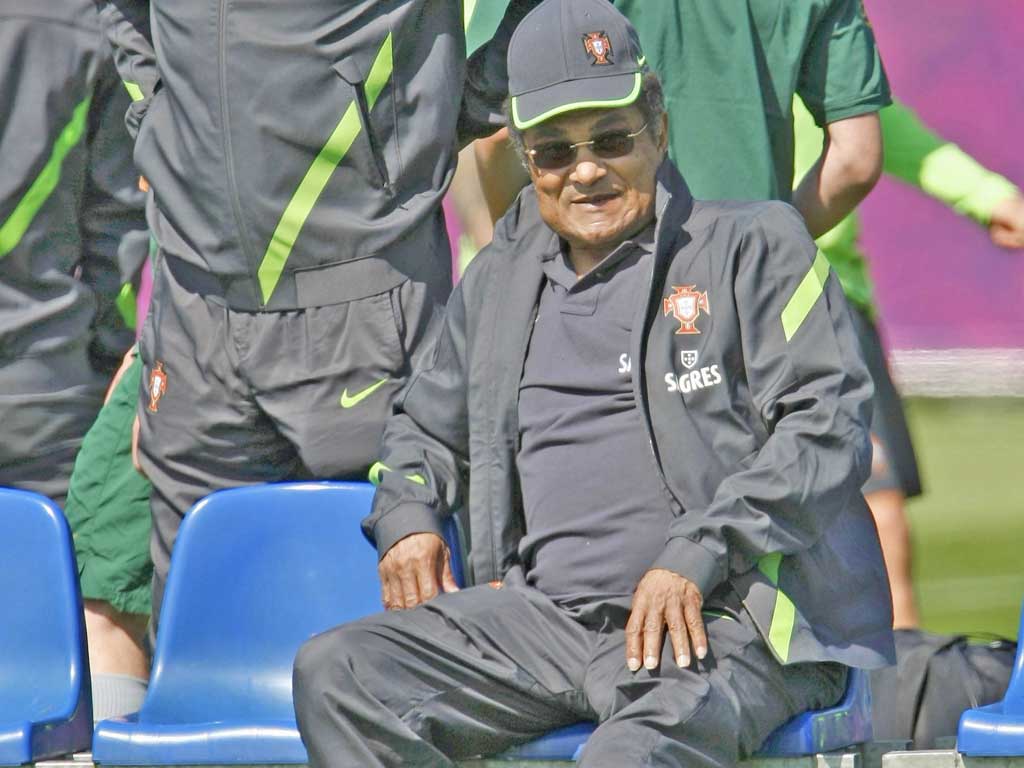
[293,578,846,768]
[138,254,441,624]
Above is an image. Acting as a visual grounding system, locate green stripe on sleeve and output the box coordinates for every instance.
[780,250,830,342]
[257,34,394,304]
[123,81,145,101]
[0,95,92,259]
[757,553,796,663]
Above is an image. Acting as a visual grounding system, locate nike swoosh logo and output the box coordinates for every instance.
[340,377,389,408]
[637,55,646,67]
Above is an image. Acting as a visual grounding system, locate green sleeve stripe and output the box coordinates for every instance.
[368,461,391,486]
[123,81,145,101]
[0,95,92,259]
[257,33,394,304]
[116,282,138,329]
[757,553,796,663]
[780,250,830,342]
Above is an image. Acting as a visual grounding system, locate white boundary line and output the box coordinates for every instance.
[888,348,1024,397]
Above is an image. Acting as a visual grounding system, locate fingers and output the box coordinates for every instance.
[642,610,666,670]
[378,533,449,610]
[665,599,689,668]
[684,592,708,661]
[624,606,644,672]
[440,553,461,594]
[627,569,707,673]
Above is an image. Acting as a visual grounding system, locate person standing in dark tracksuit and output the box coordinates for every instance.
[0,0,147,506]
[92,0,543,626]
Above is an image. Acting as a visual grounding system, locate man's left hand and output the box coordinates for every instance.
[626,569,707,672]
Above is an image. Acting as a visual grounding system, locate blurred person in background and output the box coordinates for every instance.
[792,97,1024,628]
[0,0,149,719]
[0,0,145,506]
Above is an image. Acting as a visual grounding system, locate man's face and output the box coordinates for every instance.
[523,105,666,256]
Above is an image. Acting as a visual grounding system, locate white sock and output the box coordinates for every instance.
[91,673,148,722]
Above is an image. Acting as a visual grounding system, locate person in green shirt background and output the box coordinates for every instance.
[792,97,1024,628]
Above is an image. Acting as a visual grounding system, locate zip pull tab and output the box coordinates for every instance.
[333,58,394,195]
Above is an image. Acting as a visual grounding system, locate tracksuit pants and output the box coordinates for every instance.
[137,255,441,625]
[293,580,847,768]
[0,351,103,507]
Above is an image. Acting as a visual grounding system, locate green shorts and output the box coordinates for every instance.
[65,353,153,615]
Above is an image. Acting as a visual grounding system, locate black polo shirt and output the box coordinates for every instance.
[516,227,675,610]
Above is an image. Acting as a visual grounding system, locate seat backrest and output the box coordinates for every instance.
[1004,600,1024,716]
[0,488,90,724]
[142,481,450,723]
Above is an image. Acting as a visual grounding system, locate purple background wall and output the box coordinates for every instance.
[859,1,1024,350]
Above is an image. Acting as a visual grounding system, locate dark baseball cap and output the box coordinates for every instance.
[508,0,646,130]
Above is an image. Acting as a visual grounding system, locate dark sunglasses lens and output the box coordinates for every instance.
[532,142,576,169]
[592,131,634,158]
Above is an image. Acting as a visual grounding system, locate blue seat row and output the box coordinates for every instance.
[3,483,1021,765]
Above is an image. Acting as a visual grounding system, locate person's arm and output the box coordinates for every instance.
[362,276,474,610]
[80,55,148,377]
[880,101,1024,249]
[473,128,531,224]
[794,0,890,237]
[792,111,883,238]
[93,0,160,137]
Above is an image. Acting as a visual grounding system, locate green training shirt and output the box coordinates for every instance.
[793,98,1021,314]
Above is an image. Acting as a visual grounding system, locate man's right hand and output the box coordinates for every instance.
[378,532,459,610]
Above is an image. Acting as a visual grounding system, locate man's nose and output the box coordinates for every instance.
[570,150,607,185]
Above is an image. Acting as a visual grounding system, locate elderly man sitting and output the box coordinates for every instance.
[293,1,894,765]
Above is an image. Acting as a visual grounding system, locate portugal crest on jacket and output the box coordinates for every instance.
[663,285,710,335]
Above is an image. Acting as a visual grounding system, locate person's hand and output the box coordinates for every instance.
[989,194,1024,250]
[626,569,707,672]
[378,532,459,610]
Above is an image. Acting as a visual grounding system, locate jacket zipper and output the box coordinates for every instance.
[352,82,393,194]
[216,0,262,305]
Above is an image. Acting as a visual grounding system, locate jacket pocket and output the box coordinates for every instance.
[332,56,394,195]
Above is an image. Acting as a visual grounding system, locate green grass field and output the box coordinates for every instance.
[904,397,1024,639]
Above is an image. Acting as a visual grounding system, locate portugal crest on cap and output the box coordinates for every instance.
[582,31,613,65]
[147,361,168,413]
[663,285,710,335]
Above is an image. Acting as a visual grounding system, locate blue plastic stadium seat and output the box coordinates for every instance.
[497,667,872,761]
[958,599,1024,756]
[0,488,92,765]
[92,481,463,765]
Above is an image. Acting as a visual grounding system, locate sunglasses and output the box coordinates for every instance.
[525,122,649,170]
